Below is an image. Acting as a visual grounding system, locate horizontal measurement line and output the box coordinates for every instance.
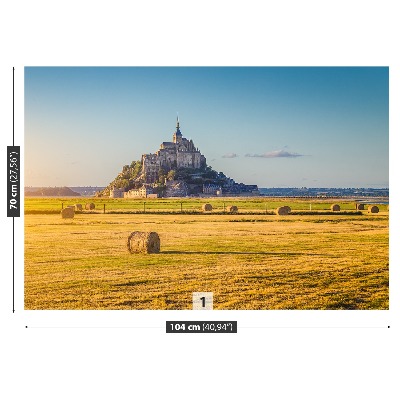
[25,326,164,329]
[25,326,390,329]
[240,326,390,329]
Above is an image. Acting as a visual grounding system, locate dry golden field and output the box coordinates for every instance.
[24,198,389,310]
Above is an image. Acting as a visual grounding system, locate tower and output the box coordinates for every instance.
[172,116,182,143]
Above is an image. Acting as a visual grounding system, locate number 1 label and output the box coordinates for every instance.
[192,292,213,310]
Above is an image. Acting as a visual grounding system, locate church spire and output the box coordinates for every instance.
[173,115,182,143]
[175,115,182,136]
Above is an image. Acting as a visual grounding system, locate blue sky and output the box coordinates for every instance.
[24,67,388,188]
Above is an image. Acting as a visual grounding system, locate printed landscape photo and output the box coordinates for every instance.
[24,66,389,310]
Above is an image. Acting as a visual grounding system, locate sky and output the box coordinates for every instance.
[24,66,389,188]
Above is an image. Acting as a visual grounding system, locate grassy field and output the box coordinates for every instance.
[24,196,389,213]
[24,197,389,310]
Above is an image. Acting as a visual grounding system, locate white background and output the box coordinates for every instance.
[1,1,399,399]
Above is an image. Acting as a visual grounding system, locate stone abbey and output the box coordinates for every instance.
[103,117,259,198]
[141,117,206,183]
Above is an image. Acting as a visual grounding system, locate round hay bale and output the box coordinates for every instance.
[283,205,291,214]
[127,231,160,254]
[85,203,95,210]
[368,205,379,214]
[202,203,213,212]
[330,204,340,212]
[276,206,289,215]
[356,203,365,210]
[75,203,83,211]
[226,205,238,213]
[61,207,74,219]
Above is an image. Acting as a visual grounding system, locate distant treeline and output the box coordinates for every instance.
[25,187,81,197]
[259,187,389,197]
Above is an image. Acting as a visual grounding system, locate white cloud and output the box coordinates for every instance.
[245,150,304,158]
[222,152,239,158]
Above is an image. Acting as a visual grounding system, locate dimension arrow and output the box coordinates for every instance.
[7,67,20,313]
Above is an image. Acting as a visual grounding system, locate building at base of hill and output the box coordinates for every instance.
[124,185,157,198]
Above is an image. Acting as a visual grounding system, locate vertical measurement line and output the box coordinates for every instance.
[13,218,15,313]
[13,67,14,146]
[13,67,15,312]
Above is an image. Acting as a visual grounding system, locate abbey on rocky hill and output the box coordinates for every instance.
[141,117,206,183]
[99,118,259,198]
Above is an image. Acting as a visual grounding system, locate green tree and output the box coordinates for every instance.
[167,170,176,181]
[131,160,142,178]
[158,167,166,184]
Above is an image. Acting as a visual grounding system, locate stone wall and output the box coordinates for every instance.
[165,180,188,197]
[110,189,124,198]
